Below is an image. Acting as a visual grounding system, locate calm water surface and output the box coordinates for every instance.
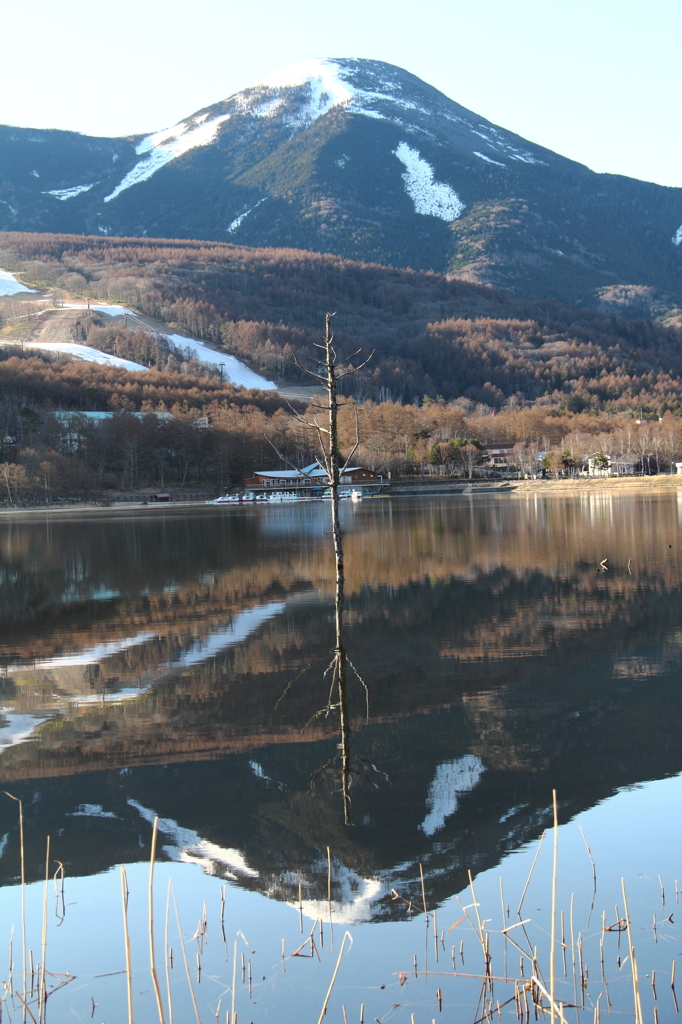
[0,494,680,1022]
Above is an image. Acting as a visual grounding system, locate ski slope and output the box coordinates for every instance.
[0,269,39,296]
[56,304,276,389]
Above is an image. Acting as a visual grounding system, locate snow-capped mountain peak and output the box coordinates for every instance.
[254,58,354,123]
[2,57,680,306]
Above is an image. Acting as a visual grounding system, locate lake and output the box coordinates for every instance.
[0,493,680,1023]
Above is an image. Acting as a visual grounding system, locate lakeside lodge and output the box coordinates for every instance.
[244,462,384,494]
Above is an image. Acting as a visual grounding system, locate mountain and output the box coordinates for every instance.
[1,57,681,306]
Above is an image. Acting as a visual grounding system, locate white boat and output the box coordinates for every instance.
[350,489,363,501]
[210,491,254,504]
[321,488,352,500]
[261,490,299,503]
[210,494,240,505]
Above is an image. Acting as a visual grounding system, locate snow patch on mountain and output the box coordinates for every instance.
[169,601,285,668]
[290,865,383,925]
[46,182,98,201]
[470,127,544,165]
[474,151,506,167]
[65,303,136,317]
[355,91,430,118]
[228,198,265,233]
[69,804,118,819]
[420,754,485,836]
[253,59,441,132]
[394,142,464,221]
[249,95,286,119]
[673,225,682,246]
[0,269,39,296]
[25,632,158,670]
[104,113,230,202]
[353,107,388,121]
[257,58,354,125]
[22,342,148,371]
[27,342,142,369]
[128,799,259,879]
[510,152,541,164]
[163,333,276,389]
[56,304,276,388]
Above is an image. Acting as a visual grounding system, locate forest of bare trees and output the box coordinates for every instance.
[2,230,682,501]
[3,232,682,412]
[2,382,682,504]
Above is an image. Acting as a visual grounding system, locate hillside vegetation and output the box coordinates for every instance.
[3,232,682,413]
[1,232,682,500]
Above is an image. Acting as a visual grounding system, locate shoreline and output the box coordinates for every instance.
[1,474,682,517]
[505,475,682,494]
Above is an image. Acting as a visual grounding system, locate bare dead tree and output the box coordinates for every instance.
[267,314,378,824]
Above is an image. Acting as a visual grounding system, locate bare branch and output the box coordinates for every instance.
[293,351,327,385]
[274,655,330,709]
[334,347,363,368]
[347,657,370,722]
[302,702,340,732]
[336,350,375,379]
[310,756,337,784]
[263,435,320,479]
[340,407,362,473]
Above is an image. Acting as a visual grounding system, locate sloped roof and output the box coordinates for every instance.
[253,461,366,480]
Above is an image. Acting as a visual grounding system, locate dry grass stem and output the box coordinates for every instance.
[4,793,26,1023]
[165,879,174,1024]
[621,878,643,1024]
[171,884,201,1024]
[120,865,133,1024]
[148,817,166,1024]
[316,930,353,1024]
[517,830,545,917]
[38,836,49,1024]
[550,790,558,1024]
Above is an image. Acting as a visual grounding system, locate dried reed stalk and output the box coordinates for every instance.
[165,879,174,1024]
[420,863,428,915]
[171,884,201,1024]
[621,879,643,1024]
[327,846,334,949]
[149,817,166,1023]
[4,793,26,1022]
[120,865,133,1024]
[517,830,545,917]
[231,938,237,1024]
[316,931,353,1024]
[38,836,49,1024]
[550,790,558,1024]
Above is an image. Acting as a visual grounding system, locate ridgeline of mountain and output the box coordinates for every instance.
[1,58,681,307]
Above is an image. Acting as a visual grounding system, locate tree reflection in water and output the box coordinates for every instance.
[275,314,379,824]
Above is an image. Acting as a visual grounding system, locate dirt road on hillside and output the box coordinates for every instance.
[1,308,87,347]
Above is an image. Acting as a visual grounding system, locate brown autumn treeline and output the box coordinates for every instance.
[0,348,284,415]
[3,381,682,500]
[3,231,682,410]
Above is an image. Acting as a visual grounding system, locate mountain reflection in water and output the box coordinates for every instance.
[0,494,680,922]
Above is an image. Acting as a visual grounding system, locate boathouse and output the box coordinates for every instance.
[244,462,383,493]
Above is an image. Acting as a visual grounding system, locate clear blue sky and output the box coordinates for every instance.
[1,0,679,187]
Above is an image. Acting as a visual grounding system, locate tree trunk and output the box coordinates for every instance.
[324,313,351,824]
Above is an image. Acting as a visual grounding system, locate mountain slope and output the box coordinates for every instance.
[4,232,682,412]
[1,58,681,305]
